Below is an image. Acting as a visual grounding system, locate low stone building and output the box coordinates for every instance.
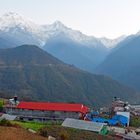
[130,105,140,116]
[4,101,89,121]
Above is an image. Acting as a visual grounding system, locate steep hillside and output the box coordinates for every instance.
[44,34,108,72]
[0,45,138,107]
[0,45,61,65]
[96,35,140,90]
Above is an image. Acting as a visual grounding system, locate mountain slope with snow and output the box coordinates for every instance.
[43,21,106,48]
[100,35,126,48]
[0,12,123,48]
[0,12,126,72]
[0,12,45,46]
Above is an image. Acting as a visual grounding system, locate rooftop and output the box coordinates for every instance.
[16,101,89,114]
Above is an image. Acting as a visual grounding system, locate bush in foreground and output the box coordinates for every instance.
[0,119,20,128]
[59,130,69,140]
[39,127,48,137]
[0,119,12,126]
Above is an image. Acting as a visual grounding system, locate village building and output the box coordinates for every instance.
[62,118,108,135]
[130,105,140,116]
[4,101,89,121]
[111,97,129,113]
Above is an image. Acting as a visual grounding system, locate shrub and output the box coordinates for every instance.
[0,99,4,108]
[59,130,69,140]
[39,128,48,137]
[0,119,12,126]
[130,116,140,127]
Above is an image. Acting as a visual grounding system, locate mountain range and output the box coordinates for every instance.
[0,12,125,72]
[0,12,140,94]
[0,45,138,107]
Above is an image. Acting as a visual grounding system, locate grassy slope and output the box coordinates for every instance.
[12,120,120,140]
[12,121,46,131]
[12,120,62,131]
[40,125,120,140]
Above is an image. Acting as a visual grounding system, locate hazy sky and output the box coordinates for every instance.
[0,0,140,39]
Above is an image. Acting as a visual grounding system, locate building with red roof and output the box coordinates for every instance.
[17,101,88,114]
[4,101,89,121]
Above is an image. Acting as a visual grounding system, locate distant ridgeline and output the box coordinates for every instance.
[0,45,138,107]
[96,35,140,91]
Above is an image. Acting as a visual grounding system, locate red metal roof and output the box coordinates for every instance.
[16,101,89,114]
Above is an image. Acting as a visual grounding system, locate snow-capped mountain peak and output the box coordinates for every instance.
[0,12,40,33]
[0,12,46,46]
[0,12,124,48]
[42,20,69,34]
[52,20,66,29]
[99,35,126,48]
[42,20,104,48]
[3,12,21,20]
